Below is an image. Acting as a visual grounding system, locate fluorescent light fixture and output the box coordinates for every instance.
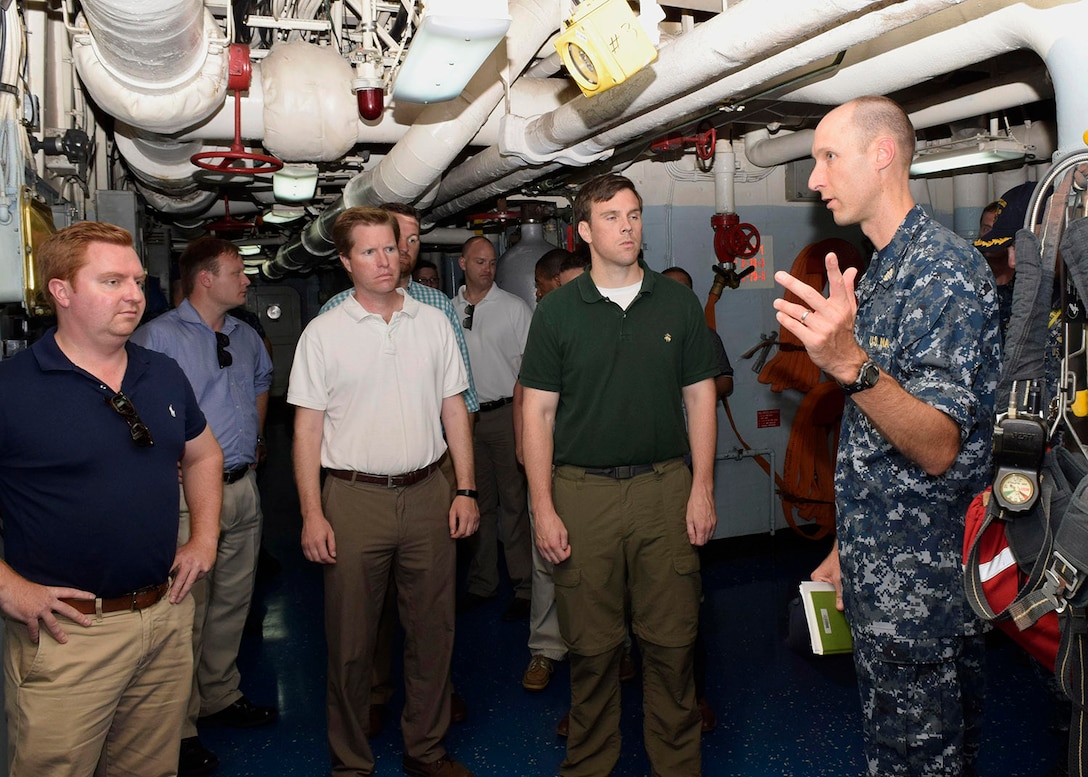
[263,204,307,224]
[910,136,1029,176]
[273,165,319,202]
[392,0,511,104]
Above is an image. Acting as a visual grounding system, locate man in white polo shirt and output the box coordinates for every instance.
[452,236,534,622]
[289,207,479,777]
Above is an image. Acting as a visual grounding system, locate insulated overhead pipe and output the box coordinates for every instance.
[427,0,967,222]
[264,0,562,278]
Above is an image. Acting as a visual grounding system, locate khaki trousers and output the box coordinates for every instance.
[464,403,532,599]
[552,460,702,777]
[4,595,194,777]
[323,470,455,775]
[178,471,263,735]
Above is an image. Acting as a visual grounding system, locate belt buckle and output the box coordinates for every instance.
[614,465,634,479]
[386,473,395,488]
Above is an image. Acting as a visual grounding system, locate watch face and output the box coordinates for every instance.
[998,472,1035,506]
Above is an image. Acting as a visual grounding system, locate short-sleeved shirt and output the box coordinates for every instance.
[520,261,719,467]
[320,281,479,413]
[836,205,1000,657]
[288,289,468,474]
[131,299,273,469]
[452,284,532,402]
[0,331,207,597]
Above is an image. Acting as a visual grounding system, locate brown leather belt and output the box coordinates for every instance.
[327,461,440,488]
[61,581,170,616]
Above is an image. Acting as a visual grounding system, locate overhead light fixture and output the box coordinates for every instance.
[262,204,307,224]
[236,244,262,256]
[555,0,659,98]
[391,0,511,104]
[273,165,319,202]
[910,135,1030,176]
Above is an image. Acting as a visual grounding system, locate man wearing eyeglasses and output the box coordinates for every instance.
[290,207,478,777]
[0,221,223,776]
[131,236,276,774]
[452,237,534,622]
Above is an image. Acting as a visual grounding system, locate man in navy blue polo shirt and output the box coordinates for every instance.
[0,221,222,777]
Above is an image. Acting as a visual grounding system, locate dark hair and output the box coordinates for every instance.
[413,258,438,275]
[536,248,571,278]
[37,221,134,312]
[573,173,643,228]
[178,236,241,297]
[661,266,693,288]
[379,201,421,225]
[560,247,590,273]
[333,207,400,256]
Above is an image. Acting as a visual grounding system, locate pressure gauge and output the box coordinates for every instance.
[265,304,282,321]
[998,471,1035,507]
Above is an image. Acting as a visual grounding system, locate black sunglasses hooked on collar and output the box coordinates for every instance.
[462,303,475,331]
[106,391,154,447]
[216,331,233,369]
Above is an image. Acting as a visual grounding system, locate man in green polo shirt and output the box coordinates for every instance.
[520,173,719,776]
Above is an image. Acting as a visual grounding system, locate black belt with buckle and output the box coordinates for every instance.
[224,466,250,484]
[583,464,658,480]
[479,397,512,412]
[327,461,440,488]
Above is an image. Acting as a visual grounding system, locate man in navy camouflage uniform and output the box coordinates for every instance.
[774,95,1000,776]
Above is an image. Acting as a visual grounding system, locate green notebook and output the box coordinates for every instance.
[799,581,853,655]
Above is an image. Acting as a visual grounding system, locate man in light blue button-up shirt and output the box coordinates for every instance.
[132,237,277,773]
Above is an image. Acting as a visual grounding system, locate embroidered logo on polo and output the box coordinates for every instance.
[664,333,672,342]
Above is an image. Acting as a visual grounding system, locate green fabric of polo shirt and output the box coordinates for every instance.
[520,260,718,467]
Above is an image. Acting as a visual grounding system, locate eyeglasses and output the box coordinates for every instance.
[216,331,233,369]
[462,303,475,331]
[106,391,154,447]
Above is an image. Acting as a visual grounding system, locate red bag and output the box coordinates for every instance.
[963,488,1060,671]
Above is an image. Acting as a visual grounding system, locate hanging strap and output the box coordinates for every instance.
[965,473,1059,625]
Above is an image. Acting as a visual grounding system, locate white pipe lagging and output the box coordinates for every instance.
[267,0,563,276]
[70,0,228,134]
[778,1,1088,159]
[429,0,967,221]
[714,141,736,216]
[436,0,933,204]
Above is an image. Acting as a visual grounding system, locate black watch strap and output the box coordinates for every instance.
[839,360,879,395]
[456,489,478,499]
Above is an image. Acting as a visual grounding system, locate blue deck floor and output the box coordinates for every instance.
[199,402,1066,776]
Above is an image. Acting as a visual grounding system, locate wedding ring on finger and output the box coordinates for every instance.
[801,310,811,324]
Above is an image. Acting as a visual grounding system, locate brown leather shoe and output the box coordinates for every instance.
[402,755,473,777]
[522,655,554,691]
[698,697,717,733]
[556,712,570,738]
[450,692,468,724]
